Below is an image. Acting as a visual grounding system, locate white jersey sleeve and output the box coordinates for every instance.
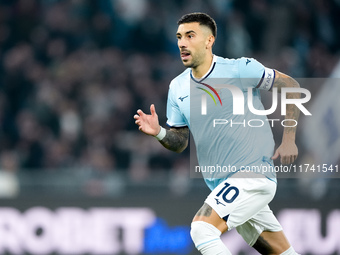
[166,81,187,127]
[238,57,275,91]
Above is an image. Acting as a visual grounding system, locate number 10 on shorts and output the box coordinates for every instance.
[216,182,239,203]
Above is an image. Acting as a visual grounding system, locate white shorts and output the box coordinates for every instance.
[205,172,283,246]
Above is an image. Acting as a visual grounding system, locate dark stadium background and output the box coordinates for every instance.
[0,0,339,254]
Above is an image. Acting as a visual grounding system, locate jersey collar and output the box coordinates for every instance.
[190,55,217,83]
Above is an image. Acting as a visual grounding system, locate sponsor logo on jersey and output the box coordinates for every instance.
[215,198,225,206]
[178,95,188,102]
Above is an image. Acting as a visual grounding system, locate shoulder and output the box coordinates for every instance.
[214,55,263,71]
[170,68,190,89]
[236,57,265,78]
[212,56,255,78]
[215,56,262,67]
[237,57,262,68]
[215,55,239,66]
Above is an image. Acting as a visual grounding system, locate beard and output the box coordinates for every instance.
[184,46,207,69]
[182,54,201,69]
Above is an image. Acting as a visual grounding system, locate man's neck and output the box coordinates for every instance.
[191,54,214,79]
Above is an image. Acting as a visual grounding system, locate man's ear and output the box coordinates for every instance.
[206,35,215,49]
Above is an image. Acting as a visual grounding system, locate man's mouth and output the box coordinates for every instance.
[181,51,191,60]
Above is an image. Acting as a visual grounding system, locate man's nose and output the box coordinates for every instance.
[178,39,187,49]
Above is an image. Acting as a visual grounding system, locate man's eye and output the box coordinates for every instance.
[188,35,193,38]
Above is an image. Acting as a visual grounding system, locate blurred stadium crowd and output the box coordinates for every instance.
[0,0,339,194]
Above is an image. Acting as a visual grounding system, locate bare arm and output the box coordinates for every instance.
[271,70,300,164]
[159,126,189,153]
[134,104,189,153]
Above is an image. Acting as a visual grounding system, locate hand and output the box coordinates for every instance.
[272,141,298,165]
[134,104,161,136]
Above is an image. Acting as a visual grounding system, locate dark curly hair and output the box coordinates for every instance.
[177,12,217,38]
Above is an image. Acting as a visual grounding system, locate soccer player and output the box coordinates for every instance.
[134,13,300,255]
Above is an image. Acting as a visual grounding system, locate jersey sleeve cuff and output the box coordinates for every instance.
[256,68,275,91]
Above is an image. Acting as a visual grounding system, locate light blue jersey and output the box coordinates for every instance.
[166,55,277,190]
